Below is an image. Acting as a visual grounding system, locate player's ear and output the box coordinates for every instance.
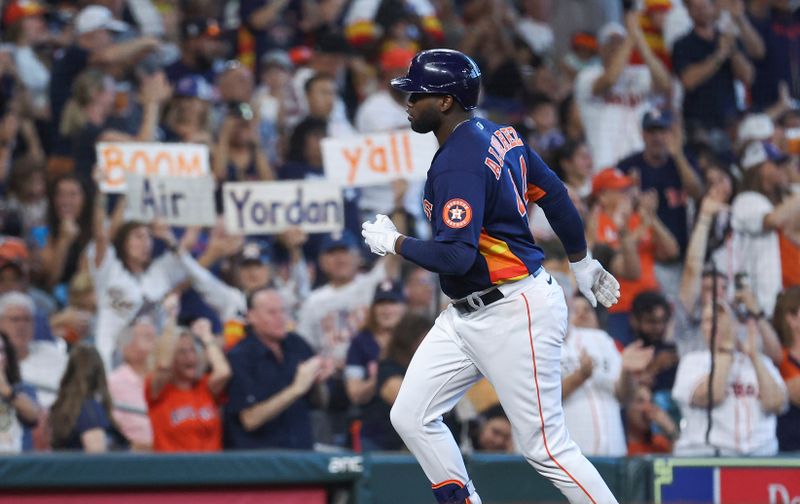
[439,95,455,113]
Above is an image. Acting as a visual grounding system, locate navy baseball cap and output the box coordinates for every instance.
[641,109,672,130]
[320,230,358,253]
[240,240,271,265]
[373,280,406,303]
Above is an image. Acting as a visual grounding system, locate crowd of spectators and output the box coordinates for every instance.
[0,0,799,458]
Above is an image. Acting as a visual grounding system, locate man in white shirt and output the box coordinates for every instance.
[296,231,391,368]
[574,16,671,169]
[0,292,66,408]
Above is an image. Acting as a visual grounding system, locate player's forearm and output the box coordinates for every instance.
[397,237,476,276]
[539,189,588,256]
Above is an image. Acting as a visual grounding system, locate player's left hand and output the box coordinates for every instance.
[362,214,402,256]
[569,255,621,308]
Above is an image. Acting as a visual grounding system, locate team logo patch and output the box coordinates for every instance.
[442,199,472,229]
[423,199,433,221]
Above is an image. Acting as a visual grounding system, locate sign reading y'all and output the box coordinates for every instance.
[125,174,217,227]
[321,130,437,187]
[96,142,210,193]
[223,181,344,235]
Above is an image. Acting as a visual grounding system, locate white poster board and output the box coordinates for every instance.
[125,174,217,226]
[223,181,344,235]
[321,129,437,187]
[96,142,210,193]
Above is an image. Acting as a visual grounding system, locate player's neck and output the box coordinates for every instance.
[435,113,473,146]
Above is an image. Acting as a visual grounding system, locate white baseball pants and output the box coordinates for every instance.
[390,271,618,504]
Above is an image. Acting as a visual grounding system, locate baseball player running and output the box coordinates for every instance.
[361,49,621,504]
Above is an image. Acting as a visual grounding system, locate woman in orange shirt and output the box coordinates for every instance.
[589,168,679,343]
[146,296,231,452]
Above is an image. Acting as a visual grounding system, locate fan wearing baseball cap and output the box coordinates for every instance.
[590,167,679,343]
[2,1,50,113]
[731,141,800,314]
[49,5,160,140]
[617,110,703,258]
[164,18,221,85]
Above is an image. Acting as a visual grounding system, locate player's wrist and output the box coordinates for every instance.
[394,234,406,254]
[568,253,592,271]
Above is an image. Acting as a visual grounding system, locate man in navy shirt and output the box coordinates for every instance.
[164,18,221,86]
[618,110,703,257]
[672,0,756,132]
[224,287,331,449]
[361,49,623,504]
[748,1,800,109]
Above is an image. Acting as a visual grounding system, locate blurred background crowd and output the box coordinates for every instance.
[0,0,799,459]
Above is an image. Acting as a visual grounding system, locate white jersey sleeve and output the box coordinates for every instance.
[179,252,245,322]
[731,192,773,235]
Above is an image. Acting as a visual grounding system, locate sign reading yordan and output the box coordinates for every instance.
[223,181,344,235]
[321,130,437,187]
[96,142,210,193]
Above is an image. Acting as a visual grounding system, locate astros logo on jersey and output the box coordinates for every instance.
[443,198,472,229]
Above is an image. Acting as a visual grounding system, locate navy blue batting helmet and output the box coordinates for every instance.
[390,49,481,111]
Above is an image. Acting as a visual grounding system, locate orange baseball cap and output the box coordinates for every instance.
[380,47,415,72]
[591,167,634,195]
[644,0,672,13]
[2,0,46,25]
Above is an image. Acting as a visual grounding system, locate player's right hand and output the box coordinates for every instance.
[569,255,621,308]
[361,214,402,256]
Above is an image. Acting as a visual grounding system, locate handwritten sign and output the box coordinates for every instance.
[96,142,210,193]
[223,181,344,235]
[125,174,216,226]
[321,129,437,187]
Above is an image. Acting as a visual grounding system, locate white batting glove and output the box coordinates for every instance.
[361,214,402,256]
[569,255,621,308]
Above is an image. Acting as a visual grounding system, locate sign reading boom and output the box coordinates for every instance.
[96,142,210,193]
[321,129,437,187]
[223,181,344,235]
